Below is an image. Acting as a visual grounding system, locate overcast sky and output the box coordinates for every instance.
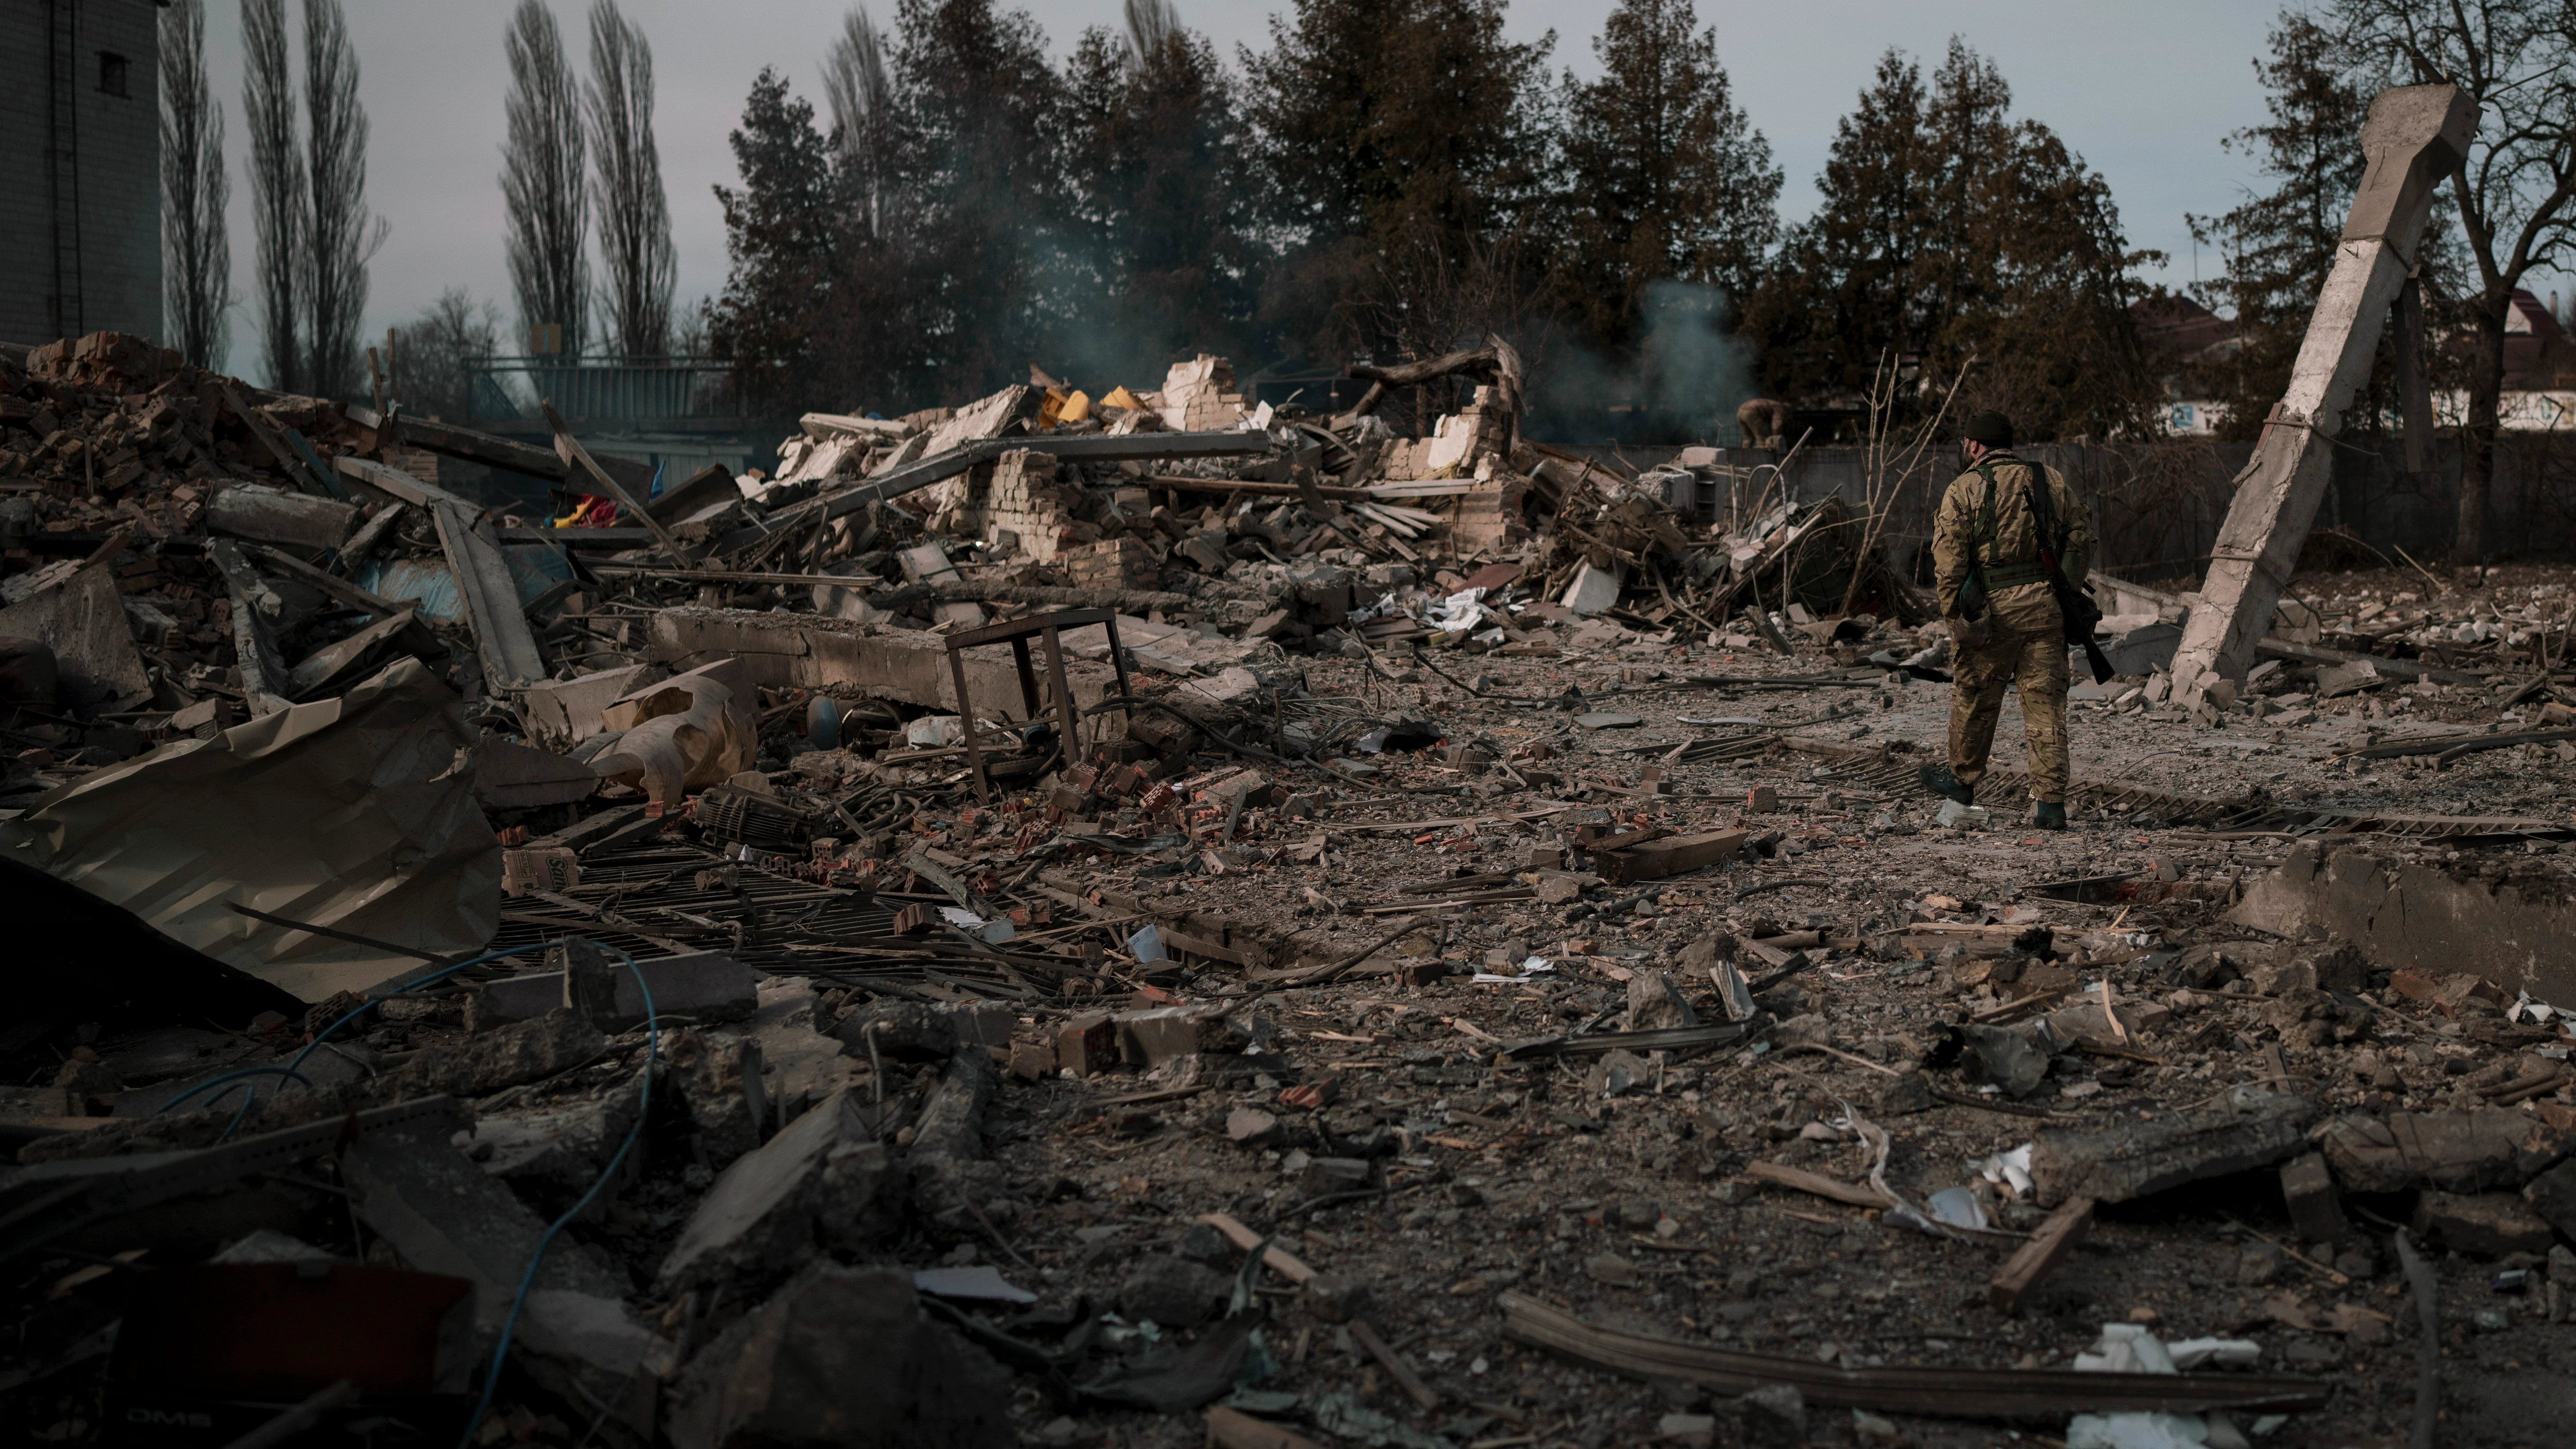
[190,1,2418,380]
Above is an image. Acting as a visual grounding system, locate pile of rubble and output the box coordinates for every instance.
[3,330,2574,1448]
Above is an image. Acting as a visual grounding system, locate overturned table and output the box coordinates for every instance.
[945,607,1138,801]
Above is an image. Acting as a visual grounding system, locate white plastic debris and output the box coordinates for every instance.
[2075,1323,2177,1374]
[1978,1144,2034,1199]
[937,906,984,930]
[1127,923,1167,963]
[2509,989,2557,1025]
[2165,1337,2262,1370]
[1925,1186,1990,1230]
[2065,1324,2263,1449]
[905,714,965,747]
[1471,957,1555,985]
[1936,799,1990,831]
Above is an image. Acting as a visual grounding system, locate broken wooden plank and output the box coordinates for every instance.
[539,400,692,566]
[1497,1291,2329,1417]
[285,607,421,700]
[430,500,546,691]
[1988,1196,2094,1314]
[217,378,336,499]
[345,404,659,495]
[1350,1319,1441,1411]
[333,452,477,510]
[1590,829,1749,888]
[1205,1406,1329,1449]
[205,538,293,714]
[1193,1212,1317,1284]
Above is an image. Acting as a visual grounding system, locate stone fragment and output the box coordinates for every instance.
[657,1092,895,1290]
[1624,970,1699,1031]
[1226,1107,1282,1148]
[667,1264,1014,1449]
[344,1116,628,1327]
[2318,1109,2576,1194]
[1115,1005,1237,1067]
[2279,1151,2344,1248]
[1737,1384,1806,1449]
[515,1290,673,1445]
[1957,1022,2049,1097]
[367,1008,604,1103]
[2028,1088,2312,1207]
[470,1068,646,1206]
[664,1028,768,1170]
[2413,1191,2557,1256]
[1302,1273,1370,1324]
[1057,1013,1117,1077]
[1583,1252,1640,1286]
[1118,1254,1230,1326]
[2520,1158,2576,1239]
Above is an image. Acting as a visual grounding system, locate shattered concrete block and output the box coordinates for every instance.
[2279,1151,2344,1248]
[368,1008,604,1103]
[667,1263,1014,1449]
[471,1067,646,1207]
[907,1051,1006,1226]
[206,483,359,550]
[2413,1191,2557,1256]
[1302,1273,1370,1324]
[2317,1109,2576,1194]
[1226,1107,1281,1148]
[1560,562,1621,617]
[1957,1023,2050,1097]
[664,1028,769,1170]
[2527,1158,2576,1238]
[1115,1005,1237,1068]
[2029,1088,2312,1207]
[658,1091,894,1291]
[473,952,758,1033]
[521,663,667,747]
[1623,971,1699,1032]
[1737,1383,1807,1449]
[1057,1013,1116,1077]
[515,1290,673,1446]
[1118,1254,1231,1327]
[344,1117,629,1326]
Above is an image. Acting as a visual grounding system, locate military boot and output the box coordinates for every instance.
[1919,763,1973,805]
[2033,801,2067,830]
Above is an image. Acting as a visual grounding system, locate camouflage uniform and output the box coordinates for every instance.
[1930,451,2094,805]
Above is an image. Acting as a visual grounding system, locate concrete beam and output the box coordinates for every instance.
[2168,86,2476,703]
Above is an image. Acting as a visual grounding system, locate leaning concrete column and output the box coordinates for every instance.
[2170,85,2476,705]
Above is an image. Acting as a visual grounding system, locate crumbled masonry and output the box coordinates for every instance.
[4,332,2576,1447]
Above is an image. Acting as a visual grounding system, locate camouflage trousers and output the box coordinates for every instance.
[1948,590,2071,804]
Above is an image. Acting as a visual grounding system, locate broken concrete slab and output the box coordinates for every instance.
[909,1049,1007,1226]
[2229,841,2576,1005]
[514,1289,674,1446]
[2029,1087,2313,1206]
[343,1116,629,1327]
[666,1263,1014,1449]
[2317,1109,2576,1194]
[2413,1190,2557,1256]
[645,606,1126,728]
[520,663,668,747]
[0,557,152,711]
[472,952,758,1034]
[2526,1158,2576,1239]
[367,1008,605,1103]
[657,1090,895,1291]
[470,1070,646,1209]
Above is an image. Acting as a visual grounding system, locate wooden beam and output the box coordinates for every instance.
[206,539,293,715]
[540,400,691,567]
[1989,1195,2095,1314]
[431,500,547,691]
[346,404,659,495]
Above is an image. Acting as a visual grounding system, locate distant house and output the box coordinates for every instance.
[0,1,162,347]
[2499,288,2576,390]
[2130,295,2235,436]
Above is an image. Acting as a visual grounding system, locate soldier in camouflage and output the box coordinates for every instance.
[1923,411,2094,829]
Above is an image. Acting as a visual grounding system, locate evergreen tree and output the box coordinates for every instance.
[889,0,1064,398]
[1554,0,1779,347]
[1241,0,1555,365]
[709,69,840,405]
[1745,41,2158,440]
[1057,1,1250,383]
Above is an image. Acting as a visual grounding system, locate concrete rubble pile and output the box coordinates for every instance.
[6,330,2576,1449]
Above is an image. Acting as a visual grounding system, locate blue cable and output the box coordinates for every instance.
[454,942,657,1448]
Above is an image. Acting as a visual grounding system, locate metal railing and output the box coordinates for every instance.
[466,355,744,424]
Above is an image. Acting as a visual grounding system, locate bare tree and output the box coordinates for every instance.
[242,0,306,392]
[302,0,387,400]
[392,288,503,422]
[160,0,230,368]
[503,0,587,359]
[2334,0,2576,564]
[586,0,675,358]
[822,7,895,240]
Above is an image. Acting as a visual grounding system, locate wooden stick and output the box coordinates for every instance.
[1745,1160,1899,1209]
[1989,1196,2094,1313]
[1206,1406,1331,1449]
[540,399,691,566]
[1194,1212,1316,1284]
[1351,1319,1442,1411]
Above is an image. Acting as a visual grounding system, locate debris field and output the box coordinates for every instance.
[1,330,2573,1449]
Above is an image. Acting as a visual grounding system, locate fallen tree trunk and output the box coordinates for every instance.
[1336,335,1526,446]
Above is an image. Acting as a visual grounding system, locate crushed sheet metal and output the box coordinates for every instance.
[0,658,500,1002]
[1496,1292,2328,1418]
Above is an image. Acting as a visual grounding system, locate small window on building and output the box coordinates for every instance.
[98,53,129,97]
